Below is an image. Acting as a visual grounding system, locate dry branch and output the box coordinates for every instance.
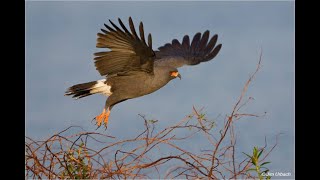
[25,51,278,179]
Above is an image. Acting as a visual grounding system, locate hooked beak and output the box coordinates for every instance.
[177,73,182,80]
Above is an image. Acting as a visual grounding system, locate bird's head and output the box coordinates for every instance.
[169,70,181,80]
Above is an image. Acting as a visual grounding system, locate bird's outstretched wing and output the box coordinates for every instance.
[154,31,222,68]
[94,17,155,76]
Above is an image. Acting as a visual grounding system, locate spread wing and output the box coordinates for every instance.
[94,17,155,76]
[155,30,222,68]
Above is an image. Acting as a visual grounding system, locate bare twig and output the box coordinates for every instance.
[26,51,278,179]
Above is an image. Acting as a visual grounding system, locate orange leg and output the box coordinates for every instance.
[95,108,111,128]
[104,108,111,126]
[95,109,106,127]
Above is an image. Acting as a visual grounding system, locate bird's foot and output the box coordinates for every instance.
[94,108,110,129]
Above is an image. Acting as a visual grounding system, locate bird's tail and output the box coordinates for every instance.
[65,79,111,99]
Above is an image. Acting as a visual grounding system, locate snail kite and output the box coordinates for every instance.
[65,17,222,128]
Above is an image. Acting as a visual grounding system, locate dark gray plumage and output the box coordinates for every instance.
[155,31,222,68]
[65,17,222,128]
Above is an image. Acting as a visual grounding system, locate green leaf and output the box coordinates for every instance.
[261,169,269,174]
[253,147,258,157]
[148,119,158,124]
[243,152,252,159]
[246,168,257,172]
[258,149,264,158]
[261,162,271,166]
[251,158,257,166]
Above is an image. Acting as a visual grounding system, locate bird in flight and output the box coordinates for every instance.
[65,17,222,128]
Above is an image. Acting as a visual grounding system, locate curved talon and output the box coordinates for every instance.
[94,108,111,128]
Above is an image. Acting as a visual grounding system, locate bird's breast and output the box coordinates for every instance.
[108,71,171,99]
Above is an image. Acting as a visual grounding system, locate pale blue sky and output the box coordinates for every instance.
[26,1,294,178]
